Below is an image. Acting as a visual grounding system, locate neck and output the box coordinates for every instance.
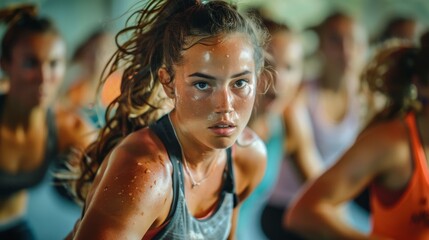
[319,70,357,93]
[169,112,223,171]
[319,71,344,91]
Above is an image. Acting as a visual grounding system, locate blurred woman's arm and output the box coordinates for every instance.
[286,122,402,240]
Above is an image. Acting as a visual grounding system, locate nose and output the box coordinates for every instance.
[214,87,233,114]
[339,37,354,61]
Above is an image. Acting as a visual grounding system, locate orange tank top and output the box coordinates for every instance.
[371,112,429,240]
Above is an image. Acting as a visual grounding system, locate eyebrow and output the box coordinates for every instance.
[188,70,252,80]
[231,70,251,78]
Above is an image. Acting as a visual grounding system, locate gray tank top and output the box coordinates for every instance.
[149,114,237,240]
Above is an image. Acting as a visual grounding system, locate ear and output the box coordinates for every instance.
[158,67,175,99]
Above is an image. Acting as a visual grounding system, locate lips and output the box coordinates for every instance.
[209,121,237,136]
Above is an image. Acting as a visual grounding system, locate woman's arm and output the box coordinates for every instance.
[286,123,401,240]
[283,95,323,180]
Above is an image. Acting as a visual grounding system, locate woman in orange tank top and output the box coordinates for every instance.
[285,33,429,240]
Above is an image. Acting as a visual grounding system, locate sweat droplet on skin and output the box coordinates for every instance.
[226,54,230,58]
[145,169,151,173]
[103,186,109,191]
[137,162,143,166]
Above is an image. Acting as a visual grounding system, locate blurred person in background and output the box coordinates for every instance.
[373,16,419,45]
[287,32,429,240]
[59,29,116,128]
[264,11,370,239]
[0,5,94,239]
[237,14,306,240]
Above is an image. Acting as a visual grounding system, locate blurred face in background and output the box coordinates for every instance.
[389,20,418,42]
[2,32,66,109]
[268,31,303,112]
[319,15,366,77]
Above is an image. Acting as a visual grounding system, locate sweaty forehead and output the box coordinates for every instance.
[186,33,252,50]
[182,33,253,61]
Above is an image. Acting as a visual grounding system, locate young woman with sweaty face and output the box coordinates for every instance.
[67,0,268,239]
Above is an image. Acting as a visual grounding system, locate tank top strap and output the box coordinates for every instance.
[149,113,183,220]
[405,112,429,179]
[223,147,238,208]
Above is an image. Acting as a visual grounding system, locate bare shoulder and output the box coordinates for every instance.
[357,118,408,150]
[233,127,267,201]
[76,127,173,238]
[103,127,173,204]
[343,117,410,173]
[235,127,266,163]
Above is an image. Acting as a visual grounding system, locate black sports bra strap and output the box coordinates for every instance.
[224,147,239,208]
[149,114,183,160]
[149,114,183,220]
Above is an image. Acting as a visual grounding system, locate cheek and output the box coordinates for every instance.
[234,88,256,115]
[20,70,38,84]
[175,87,210,118]
[52,65,66,82]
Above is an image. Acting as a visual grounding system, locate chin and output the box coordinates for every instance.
[210,138,236,150]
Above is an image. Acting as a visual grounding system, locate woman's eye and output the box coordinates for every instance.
[234,79,248,88]
[194,82,209,90]
[22,59,37,68]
